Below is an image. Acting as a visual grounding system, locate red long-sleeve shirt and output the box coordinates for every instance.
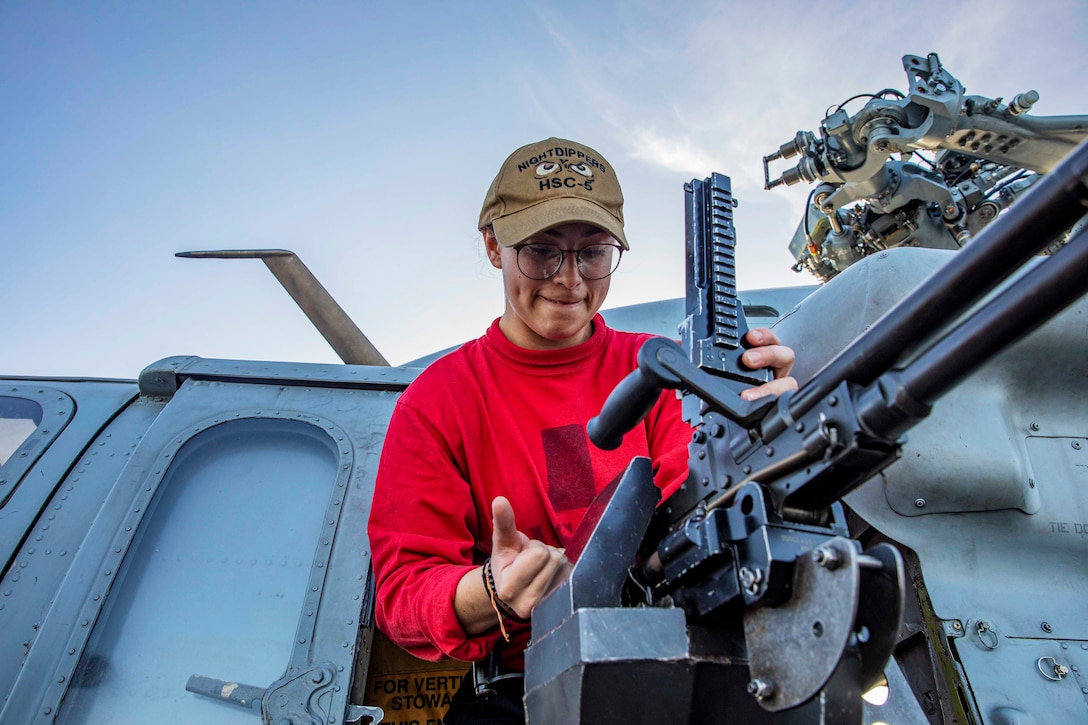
[367,316,692,670]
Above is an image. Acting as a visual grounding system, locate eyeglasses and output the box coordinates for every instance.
[513,243,624,280]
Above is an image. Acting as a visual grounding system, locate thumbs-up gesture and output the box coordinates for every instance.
[488,496,572,620]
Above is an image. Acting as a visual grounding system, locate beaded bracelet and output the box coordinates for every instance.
[482,558,527,641]
[481,559,510,641]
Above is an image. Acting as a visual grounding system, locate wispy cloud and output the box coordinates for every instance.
[625,127,714,174]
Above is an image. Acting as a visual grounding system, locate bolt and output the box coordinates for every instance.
[1073,441,1082,450]
[1030,422,1040,431]
[739,567,764,596]
[915,498,927,508]
[813,546,843,569]
[1029,479,1036,488]
[1041,621,1053,633]
[952,621,962,631]
[747,678,775,700]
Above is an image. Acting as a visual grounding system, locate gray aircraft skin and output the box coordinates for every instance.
[1,54,1086,724]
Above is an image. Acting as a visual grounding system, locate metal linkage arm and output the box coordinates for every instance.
[781,137,1088,433]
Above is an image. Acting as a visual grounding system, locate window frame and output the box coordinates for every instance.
[0,386,75,508]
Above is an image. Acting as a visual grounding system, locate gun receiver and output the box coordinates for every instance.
[587,173,771,452]
[680,173,770,388]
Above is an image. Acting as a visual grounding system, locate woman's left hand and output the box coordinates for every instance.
[739,328,798,401]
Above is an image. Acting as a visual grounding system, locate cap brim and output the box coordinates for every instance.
[492,199,628,250]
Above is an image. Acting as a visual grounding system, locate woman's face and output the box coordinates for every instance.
[485,223,617,350]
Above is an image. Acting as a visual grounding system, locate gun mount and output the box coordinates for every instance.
[525,134,1088,722]
[764,52,1088,281]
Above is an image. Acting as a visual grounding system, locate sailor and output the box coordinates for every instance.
[367,137,797,723]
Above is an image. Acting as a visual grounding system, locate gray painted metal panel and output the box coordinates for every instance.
[774,246,1088,722]
[0,361,414,725]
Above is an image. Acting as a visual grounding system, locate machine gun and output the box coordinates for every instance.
[763,52,1088,281]
[523,133,1088,722]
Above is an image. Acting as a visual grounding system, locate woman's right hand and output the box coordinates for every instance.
[488,496,571,620]
[453,496,571,635]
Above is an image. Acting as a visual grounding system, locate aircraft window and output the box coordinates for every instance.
[57,418,338,724]
[0,396,43,467]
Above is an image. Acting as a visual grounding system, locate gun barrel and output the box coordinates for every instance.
[858,220,1088,439]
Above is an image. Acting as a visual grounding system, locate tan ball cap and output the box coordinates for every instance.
[479,137,628,249]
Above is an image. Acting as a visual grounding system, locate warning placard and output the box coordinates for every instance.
[363,631,470,725]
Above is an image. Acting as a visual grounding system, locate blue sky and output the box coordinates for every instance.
[3,1,1086,378]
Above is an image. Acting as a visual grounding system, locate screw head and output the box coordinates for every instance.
[1041,621,1053,633]
[914,498,927,508]
[747,678,775,700]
